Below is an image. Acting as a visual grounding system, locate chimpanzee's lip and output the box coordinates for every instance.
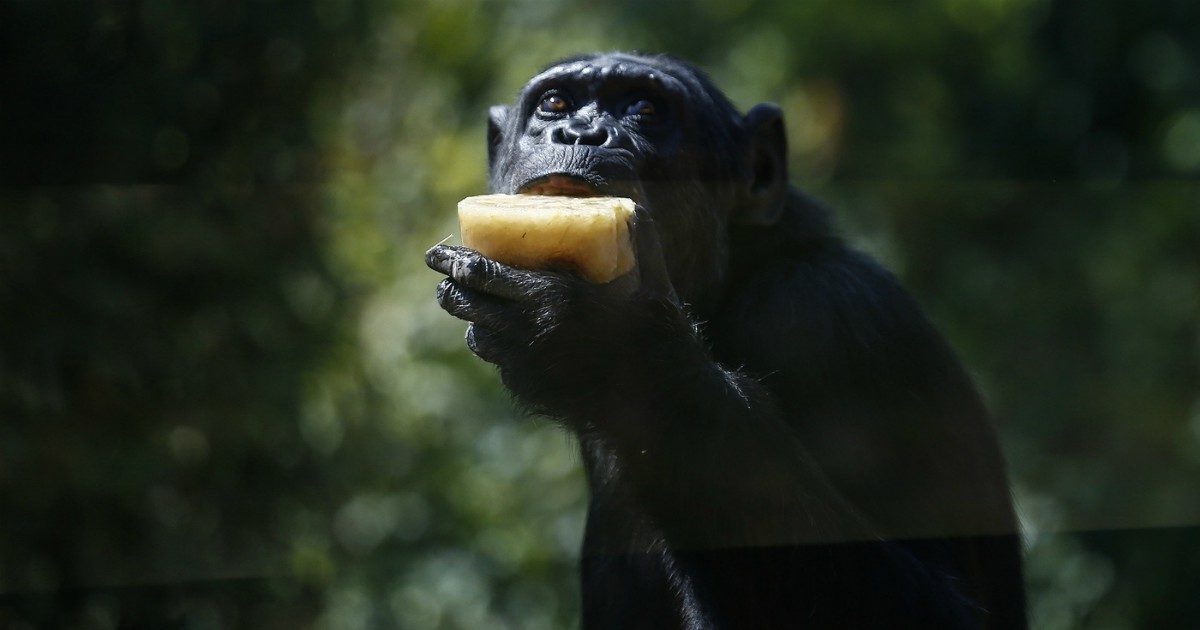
[517,174,603,197]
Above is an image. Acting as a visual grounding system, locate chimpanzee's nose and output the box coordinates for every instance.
[553,119,613,147]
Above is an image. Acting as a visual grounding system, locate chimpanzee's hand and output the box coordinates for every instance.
[425,207,693,414]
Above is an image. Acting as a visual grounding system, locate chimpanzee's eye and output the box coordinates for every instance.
[539,93,571,114]
[626,99,656,117]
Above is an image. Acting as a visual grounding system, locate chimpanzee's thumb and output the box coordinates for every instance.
[629,205,679,304]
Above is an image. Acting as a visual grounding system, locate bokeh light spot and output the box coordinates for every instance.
[1163,110,1200,172]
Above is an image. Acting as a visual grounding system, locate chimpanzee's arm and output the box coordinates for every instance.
[424,235,844,540]
[427,240,989,626]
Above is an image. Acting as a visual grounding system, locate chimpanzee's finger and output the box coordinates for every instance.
[436,279,525,330]
[425,244,471,276]
[425,244,541,301]
[464,323,512,365]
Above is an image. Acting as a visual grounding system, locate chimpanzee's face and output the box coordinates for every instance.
[487,53,748,306]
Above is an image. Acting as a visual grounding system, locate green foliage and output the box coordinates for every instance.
[2,0,1197,627]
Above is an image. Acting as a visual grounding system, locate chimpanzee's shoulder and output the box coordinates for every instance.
[711,234,945,389]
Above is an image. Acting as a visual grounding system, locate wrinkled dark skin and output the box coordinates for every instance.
[428,53,1026,628]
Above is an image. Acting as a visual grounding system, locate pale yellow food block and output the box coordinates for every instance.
[457,194,636,283]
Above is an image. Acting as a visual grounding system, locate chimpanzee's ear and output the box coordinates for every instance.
[734,103,788,226]
[488,105,510,169]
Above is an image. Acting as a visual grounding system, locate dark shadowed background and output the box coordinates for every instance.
[2,0,1198,627]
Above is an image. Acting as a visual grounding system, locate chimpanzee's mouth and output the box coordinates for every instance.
[517,174,602,197]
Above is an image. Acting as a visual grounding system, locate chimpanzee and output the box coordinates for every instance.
[427,52,1025,628]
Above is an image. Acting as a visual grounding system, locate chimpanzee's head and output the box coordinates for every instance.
[486,52,789,306]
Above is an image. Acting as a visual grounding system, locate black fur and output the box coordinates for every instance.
[428,52,1025,628]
